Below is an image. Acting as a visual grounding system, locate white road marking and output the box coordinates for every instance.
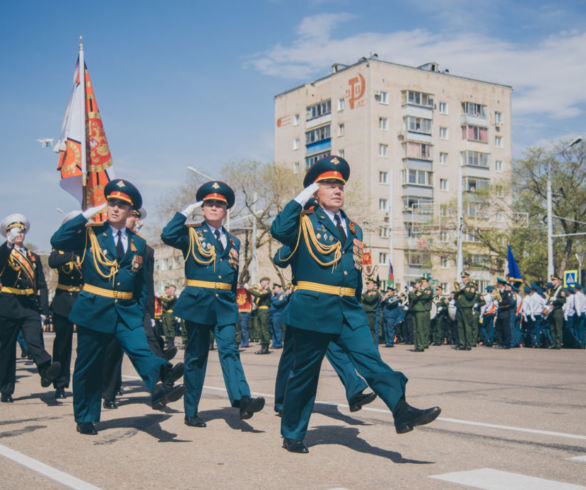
[430,468,586,489]
[122,376,586,442]
[569,455,586,462]
[0,443,102,490]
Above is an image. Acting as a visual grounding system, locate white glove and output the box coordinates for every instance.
[6,227,21,244]
[181,201,202,217]
[294,182,320,206]
[150,318,155,328]
[82,203,106,220]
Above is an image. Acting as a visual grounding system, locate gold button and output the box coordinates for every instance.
[215,293,219,297]
[115,299,118,303]
[218,275,222,279]
[117,282,120,286]
[344,271,348,275]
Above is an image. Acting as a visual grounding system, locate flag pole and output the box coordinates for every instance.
[79,36,87,210]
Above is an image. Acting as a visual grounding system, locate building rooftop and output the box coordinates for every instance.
[274,55,512,99]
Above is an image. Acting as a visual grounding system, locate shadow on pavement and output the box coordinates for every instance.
[199,407,265,433]
[313,403,372,426]
[96,414,189,443]
[305,425,434,464]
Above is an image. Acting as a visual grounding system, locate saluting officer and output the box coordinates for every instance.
[51,179,185,435]
[161,181,265,428]
[271,156,440,453]
[0,214,61,402]
[48,212,84,399]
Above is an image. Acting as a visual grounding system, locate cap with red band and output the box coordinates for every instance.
[195,181,235,209]
[303,155,350,187]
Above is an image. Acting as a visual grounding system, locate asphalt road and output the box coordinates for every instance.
[1,335,585,489]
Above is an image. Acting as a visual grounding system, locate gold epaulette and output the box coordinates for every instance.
[85,221,105,228]
[301,208,315,216]
[186,223,203,228]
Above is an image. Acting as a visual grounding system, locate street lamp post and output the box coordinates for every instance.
[547,138,582,279]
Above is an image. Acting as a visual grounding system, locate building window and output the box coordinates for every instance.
[464,177,490,193]
[440,230,448,242]
[495,111,502,124]
[379,117,388,130]
[305,151,331,169]
[337,98,345,111]
[294,114,300,126]
[461,101,487,119]
[404,116,432,134]
[439,152,448,165]
[379,198,388,211]
[464,231,480,243]
[439,127,448,139]
[405,169,432,186]
[376,91,389,104]
[461,151,489,168]
[403,197,433,214]
[496,185,504,197]
[338,149,345,157]
[306,99,331,121]
[305,125,330,145]
[379,226,389,238]
[379,171,388,184]
[440,204,449,217]
[439,102,448,114]
[379,252,388,264]
[338,123,345,136]
[293,161,300,173]
[462,125,488,143]
[293,138,299,150]
[495,160,503,172]
[404,142,432,160]
[495,135,503,147]
[441,256,449,269]
[440,178,448,191]
[402,90,434,108]
[379,144,388,157]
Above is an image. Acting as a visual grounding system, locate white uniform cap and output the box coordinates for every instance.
[0,213,29,237]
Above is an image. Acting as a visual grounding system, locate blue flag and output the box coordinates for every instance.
[507,245,523,283]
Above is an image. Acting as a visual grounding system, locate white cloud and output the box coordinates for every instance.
[247,14,586,119]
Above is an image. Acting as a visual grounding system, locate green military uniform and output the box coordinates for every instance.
[410,284,432,351]
[455,278,477,350]
[159,294,177,348]
[249,284,271,353]
[471,286,485,347]
[361,286,381,345]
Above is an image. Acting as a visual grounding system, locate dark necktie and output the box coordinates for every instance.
[214,229,224,253]
[116,230,124,260]
[334,214,347,242]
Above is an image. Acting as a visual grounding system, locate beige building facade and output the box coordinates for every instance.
[274,56,513,292]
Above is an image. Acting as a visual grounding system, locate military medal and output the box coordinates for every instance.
[131,254,143,272]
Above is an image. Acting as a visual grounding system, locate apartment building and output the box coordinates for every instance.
[274,56,513,290]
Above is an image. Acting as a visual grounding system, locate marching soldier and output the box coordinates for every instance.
[410,277,432,352]
[270,155,440,453]
[455,272,477,350]
[161,180,265,428]
[0,214,61,402]
[361,279,381,346]
[51,179,185,435]
[273,243,376,417]
[250,277,271,354]
[48,221,83,399]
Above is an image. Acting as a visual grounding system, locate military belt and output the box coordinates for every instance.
[83,284,133,300]
[186,279,232,290]
[258,305,269,310]
[0,286,34,295]
[295,281,356,297]
[57,284,82,292]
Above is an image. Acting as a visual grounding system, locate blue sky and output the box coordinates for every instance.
[1,0,585,250]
